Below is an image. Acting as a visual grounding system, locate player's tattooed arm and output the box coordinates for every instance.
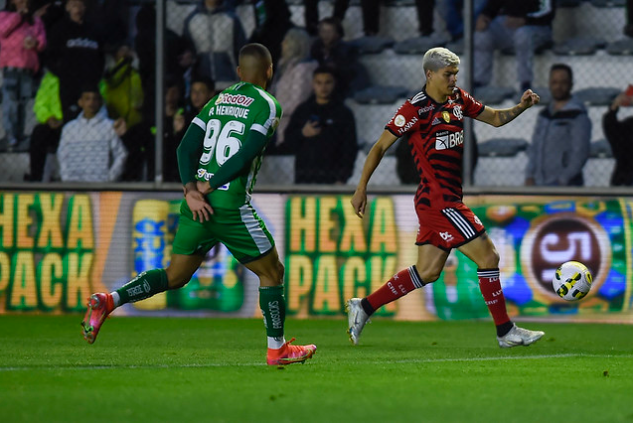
[476,89,540,127]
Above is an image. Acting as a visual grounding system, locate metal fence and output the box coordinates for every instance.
[1,0,632,188]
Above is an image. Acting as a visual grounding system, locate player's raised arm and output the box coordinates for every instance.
[476,89,540,127]
[351,129,399,218]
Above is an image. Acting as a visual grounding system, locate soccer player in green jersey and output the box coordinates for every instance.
[82,44,317,366]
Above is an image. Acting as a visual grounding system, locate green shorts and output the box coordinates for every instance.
[172,200,275,264]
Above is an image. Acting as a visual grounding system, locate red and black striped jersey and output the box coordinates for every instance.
[386,86,485,209]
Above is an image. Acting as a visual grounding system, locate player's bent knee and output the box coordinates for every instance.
[417,268,441,284]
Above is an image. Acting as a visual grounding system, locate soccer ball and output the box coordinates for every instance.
[552,261,593,301]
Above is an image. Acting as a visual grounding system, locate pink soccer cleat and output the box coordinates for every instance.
[266,338,317,366]
[81,293,114,344]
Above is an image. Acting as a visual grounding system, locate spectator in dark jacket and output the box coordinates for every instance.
[310,17,366,97]
[603,86,633,186]
[474,0,555,91]
[283,66,358,184]
[45,0,104,121]
[525,64,590,186]
[182,0,246,90]
[248,0,293,69]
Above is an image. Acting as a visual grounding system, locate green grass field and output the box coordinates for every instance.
[1,315,632,423]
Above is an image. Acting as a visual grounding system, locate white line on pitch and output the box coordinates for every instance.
[1,353,631,372]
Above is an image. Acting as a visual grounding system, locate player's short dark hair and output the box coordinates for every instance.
[550,63,573,83]
[319,17,344,38]
[80,84,101,96]
[313,65,338,80]
[239,43,272,64]
[191,76,215,93]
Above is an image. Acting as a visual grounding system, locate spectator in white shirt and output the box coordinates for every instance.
[57,87,128,182]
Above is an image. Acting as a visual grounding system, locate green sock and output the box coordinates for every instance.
[259,285,285,339]
[116,269,168,305]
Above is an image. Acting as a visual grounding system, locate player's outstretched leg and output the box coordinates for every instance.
[81,268,170,344]
[81,293,114,344]
[346,298,370,345]
[497,324,545,348]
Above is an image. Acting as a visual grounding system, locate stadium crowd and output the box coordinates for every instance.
[0,0,632,185]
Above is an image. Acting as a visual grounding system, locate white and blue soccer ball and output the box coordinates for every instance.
[552,261,593,302]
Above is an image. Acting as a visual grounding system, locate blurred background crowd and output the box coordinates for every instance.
[0,0,632,187]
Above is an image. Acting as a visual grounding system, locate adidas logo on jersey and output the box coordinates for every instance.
[432,117,441,125]
[435,130,464,150]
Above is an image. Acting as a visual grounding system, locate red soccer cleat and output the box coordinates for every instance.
[81,293,114,344]
[266,338,317,366]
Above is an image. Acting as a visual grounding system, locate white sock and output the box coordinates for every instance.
[267,336,285,349]
[111,291,121,308]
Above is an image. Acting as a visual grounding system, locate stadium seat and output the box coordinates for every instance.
[575,87,621,105]
[556,0,584,7]
[393,34,450,55]
[606,38,633,55]
[553,37,606,55]
[589,0,626,7]
[589,139,613,158]
[477,138,529,157]
[500,40,553,56]
[473,86,515,105]
[350,36,395,55]
[445,39,464,55]
[353,85,409,104]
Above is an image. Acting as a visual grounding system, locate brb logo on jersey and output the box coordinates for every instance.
[435,130,464,151]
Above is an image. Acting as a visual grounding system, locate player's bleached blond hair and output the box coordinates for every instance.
[422,47,460,74]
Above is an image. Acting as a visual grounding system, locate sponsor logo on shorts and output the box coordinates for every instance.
[440,231,454,241]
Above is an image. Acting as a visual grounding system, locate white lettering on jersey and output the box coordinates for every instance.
[397,116,418,134]
[435,130,464,150]
[215,93,255,107]
[196,169,230,190]
[215,105,250,119]
[417,105,435,115]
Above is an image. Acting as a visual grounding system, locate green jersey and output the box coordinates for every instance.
[191,82,282,208]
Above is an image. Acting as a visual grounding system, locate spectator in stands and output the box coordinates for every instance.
[57,86,128,182]
[525,64,590,187]
[29,69,62,181]
[437,0,487,41]
[270,28,318,146]
[360,0,435,37]
[134,3,191,126]
[0,0,47,149]
[305,0,349,36]
[310,17,367,97]
[182,0,246,90]
[169,76,215,181]
[283,66,358,184]
[159,79,186,182]
[103,43,143,129]
[248,0,293,69]
[603,86,633,186]
[45,0,104,121]
[474,0,555,92]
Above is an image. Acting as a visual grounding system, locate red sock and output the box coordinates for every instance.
[366,266,425,312]
[477,268,510,325]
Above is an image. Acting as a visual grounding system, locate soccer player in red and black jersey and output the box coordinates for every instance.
[347,47,545,348]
